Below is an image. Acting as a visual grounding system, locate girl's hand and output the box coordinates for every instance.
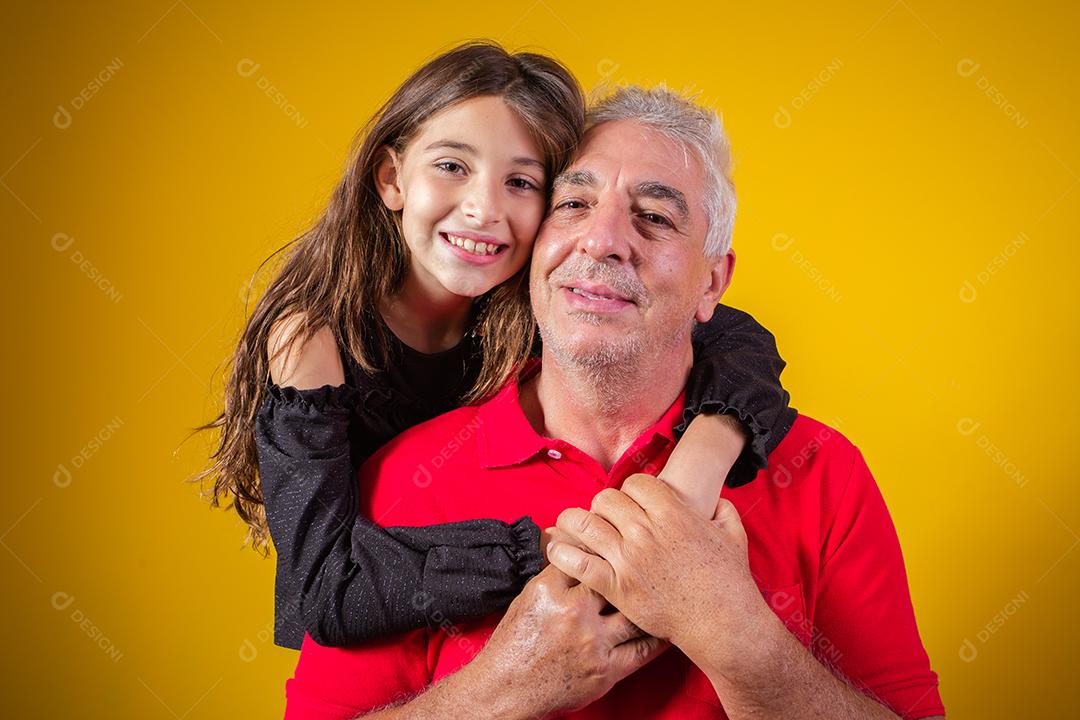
[541,525,590,566]
[658,412,748,519]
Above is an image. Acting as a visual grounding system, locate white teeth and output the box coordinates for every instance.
[444,234,502,256]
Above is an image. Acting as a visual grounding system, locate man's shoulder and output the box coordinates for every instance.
[765,413,864,487]
[756,415,884,535]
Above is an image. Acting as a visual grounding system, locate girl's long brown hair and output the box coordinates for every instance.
[190,41,584,551]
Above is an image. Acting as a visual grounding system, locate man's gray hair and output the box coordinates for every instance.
[586,85,736,257]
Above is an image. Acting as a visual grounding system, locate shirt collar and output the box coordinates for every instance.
[478,360,547,468]
[477,359,686,470]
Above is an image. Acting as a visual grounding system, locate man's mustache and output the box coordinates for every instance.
[547,256,648,306]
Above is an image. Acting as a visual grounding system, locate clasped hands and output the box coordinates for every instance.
[545,472,764,658]
[469,473,777,719]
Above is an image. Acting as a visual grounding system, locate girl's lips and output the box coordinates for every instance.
[440,232,507,266]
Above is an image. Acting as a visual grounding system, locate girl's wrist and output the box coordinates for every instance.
[660,412,747,518]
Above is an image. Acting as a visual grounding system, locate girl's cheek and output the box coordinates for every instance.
[513,199,546,248]
[405,179,440,216]
[409,172,461,215]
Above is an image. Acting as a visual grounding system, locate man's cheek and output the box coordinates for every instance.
[531,246,562,282]
[533,226,561,255]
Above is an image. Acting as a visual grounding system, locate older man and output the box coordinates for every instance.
[284,87,944,719]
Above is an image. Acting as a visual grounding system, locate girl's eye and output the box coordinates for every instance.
[435,161,466,175]
[507,177,540,192]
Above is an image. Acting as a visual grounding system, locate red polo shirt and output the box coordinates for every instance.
[285,363,944,719]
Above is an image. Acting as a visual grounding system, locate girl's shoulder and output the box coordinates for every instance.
[267,314,346,390]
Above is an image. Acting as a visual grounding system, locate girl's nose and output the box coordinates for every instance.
[461,177,505,227]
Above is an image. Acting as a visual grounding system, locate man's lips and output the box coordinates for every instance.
[563,281,634,303]
[560,281,635,313]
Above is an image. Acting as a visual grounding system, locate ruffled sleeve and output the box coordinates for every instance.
[682,304,798,488]
[255,381,542,650]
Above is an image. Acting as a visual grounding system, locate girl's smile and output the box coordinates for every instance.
[439,230,509,263]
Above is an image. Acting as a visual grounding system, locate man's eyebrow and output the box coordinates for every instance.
[634,181,690,224]
[552,169,598,191]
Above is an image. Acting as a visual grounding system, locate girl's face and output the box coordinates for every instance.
[375,96,548,299]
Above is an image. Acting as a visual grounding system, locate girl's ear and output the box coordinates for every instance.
[374,146,404,212]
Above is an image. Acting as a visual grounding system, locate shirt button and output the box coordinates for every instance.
[547,449,562,460]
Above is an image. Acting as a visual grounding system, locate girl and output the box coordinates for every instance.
[195,41,795,650]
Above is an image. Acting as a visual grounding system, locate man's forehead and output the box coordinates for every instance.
[557,119,703,194]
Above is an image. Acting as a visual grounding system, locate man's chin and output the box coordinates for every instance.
[554,320,633,345]
[545,333,644,371]
[562,308,640,330]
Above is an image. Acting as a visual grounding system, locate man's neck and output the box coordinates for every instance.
[520,346,693,471]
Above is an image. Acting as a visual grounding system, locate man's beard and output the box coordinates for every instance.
[537,308,695,415]
[535,254,697,412]
[537,256,644,410]
[541,312,643,385]
[542,337,636,414]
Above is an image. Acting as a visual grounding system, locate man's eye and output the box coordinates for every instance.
[641,212,672,227]
[555,199,586,210]
[435,161,466,175]
[508,177,540,191]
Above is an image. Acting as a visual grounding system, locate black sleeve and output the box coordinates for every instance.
[255,382,543,650]
[681,304,798,488]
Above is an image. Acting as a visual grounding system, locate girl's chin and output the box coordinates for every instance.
[439,275,502,298]
[435,264,518,299]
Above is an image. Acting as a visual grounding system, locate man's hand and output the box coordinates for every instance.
[546,474,924,720]
[467,563,667,719]
[546,473,777,676]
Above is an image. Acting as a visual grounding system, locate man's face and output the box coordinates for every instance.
[530,119,734,371]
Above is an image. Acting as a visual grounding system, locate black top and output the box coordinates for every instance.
[255,304,797,649]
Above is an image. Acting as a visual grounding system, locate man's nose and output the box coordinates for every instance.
[579,202,632,263]
[461,175,505,227]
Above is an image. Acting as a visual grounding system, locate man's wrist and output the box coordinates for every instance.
[436,650,536,720]
[687,609,903,720]
[680,592,788,691]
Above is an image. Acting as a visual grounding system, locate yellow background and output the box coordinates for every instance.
[4,1,1077,717]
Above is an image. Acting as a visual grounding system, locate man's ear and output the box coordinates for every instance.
[694,250,736,323]
[374,146,404,212]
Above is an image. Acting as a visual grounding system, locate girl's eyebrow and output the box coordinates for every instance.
[424,139,544,172]
[425,140,476,154]
[513,157,545,172]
